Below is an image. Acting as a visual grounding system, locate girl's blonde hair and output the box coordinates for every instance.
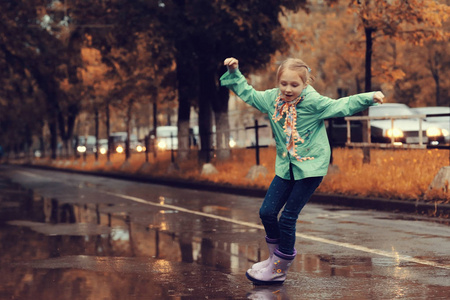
[276,58,314,85]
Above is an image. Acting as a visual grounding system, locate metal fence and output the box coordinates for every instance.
[2,113,449,162]
[343,113,450,150]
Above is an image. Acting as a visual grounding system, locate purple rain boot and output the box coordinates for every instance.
[250,236,279,271]
[246,248,297,285]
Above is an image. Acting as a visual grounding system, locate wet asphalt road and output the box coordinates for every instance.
[0,165,449,300]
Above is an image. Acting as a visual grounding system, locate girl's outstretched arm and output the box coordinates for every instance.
[220,58,274,114]
[301,87,382,120]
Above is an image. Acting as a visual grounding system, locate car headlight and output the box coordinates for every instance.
[99,147,107,155]
[386,128,404,138]
[426,127,442,137]
[116,145,124,153]
[229,139,236,148]
[77,145,87,153]
[136,145,145,152]
[441,129,449,137]
[157,141,167,150]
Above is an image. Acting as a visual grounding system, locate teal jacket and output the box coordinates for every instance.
[220,69,376,180]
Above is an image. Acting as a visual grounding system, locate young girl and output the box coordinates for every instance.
[221,57,384,285]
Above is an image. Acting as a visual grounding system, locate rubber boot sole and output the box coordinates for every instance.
[245,271,285,285]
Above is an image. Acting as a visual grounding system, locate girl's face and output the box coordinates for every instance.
[278,69,306,102]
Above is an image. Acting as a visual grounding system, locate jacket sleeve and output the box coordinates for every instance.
[303,88,376,119]
[220,69,272,114]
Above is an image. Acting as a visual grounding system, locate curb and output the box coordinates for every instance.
[310,193,449,217]
[10,163,450,218]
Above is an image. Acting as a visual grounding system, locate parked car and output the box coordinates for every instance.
[368,103,445,145]
[411,106,450,144]
[109,132,145,153]
[327,117,363,147]
[74,135,96,154]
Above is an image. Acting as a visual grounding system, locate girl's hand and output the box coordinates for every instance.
[373,91,384,104]
[224,57,239,71]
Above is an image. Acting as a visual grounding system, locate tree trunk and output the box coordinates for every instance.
[34,73,60,160]
[39,125,46,158]
[125,99,134,161]
[362,26,374,164]
[177,119,190,161]
[198,64,214,163]
[364,28,373,93]
[63,140,69,159]
[24,124,32,160]
[213,86,231,161]
[49,118,58,159]
[430,56,441,106]
[106,101,111,162]
[58,106,77,159]
[94,107,99,161]
[214,111,231,160]
[176,52,192,161]
[355,75,362,94]
[152,102,157,158]
[434,73,440,106]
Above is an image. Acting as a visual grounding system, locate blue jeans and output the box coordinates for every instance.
[259,174,323,255]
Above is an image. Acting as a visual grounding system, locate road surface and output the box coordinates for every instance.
[0,165,449,299]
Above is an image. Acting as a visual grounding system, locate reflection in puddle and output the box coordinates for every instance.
[247,285,289,300]
[110,227,130,241]
[0,185,421,279]
[158,210,178,214]
[2,189,256,273]
[7,220,112,236]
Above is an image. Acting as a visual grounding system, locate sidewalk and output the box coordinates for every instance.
[16,162,450,219]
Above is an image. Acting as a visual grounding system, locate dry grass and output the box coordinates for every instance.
[319,148,450,202]
[28,147,450,203]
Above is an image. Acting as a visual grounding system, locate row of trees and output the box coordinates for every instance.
[278,0,450,163]
[1,0,448,163]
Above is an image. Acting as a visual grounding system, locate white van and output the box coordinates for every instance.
[155,126,178,150]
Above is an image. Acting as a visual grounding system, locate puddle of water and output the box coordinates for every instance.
[0,180,259,272]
